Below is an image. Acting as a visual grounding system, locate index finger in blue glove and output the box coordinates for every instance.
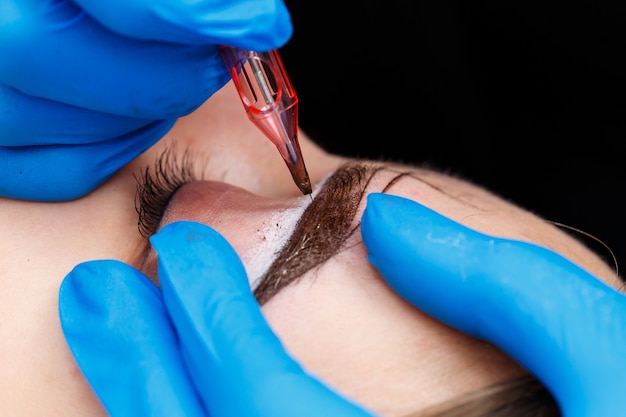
[0,84,156,146]
[1,2,228,119]
[0,119,171,201]
[151,221,375,417]
[74,0,293,49]
[361,193,626,417]
[59,259,205,417]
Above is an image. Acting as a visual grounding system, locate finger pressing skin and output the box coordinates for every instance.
[361,193,626,417]
[151,221,375,417]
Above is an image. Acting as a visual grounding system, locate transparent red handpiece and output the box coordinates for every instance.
[220,47,311,195]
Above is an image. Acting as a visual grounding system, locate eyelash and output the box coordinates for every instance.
[134,147,202,238]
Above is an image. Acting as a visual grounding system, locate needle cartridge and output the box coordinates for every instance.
[220,46,312,195]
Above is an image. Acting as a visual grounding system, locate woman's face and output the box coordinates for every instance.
[0,83,620,416]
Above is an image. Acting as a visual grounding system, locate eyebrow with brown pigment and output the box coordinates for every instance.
[254,161,406,305]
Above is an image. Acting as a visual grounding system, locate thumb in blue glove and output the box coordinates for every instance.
[361,193,626,417]
[1,0,292,201]
[59,221,375,417]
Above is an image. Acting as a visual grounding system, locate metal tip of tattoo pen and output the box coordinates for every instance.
[219,46,312,196]
[283,143,313,196]
[256,112,313,195]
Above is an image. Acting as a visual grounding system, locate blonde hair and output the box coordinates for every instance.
[406,375,559,417]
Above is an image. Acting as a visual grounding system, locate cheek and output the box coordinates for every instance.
[260,256,526,417]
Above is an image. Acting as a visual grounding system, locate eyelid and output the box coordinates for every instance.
[134,146,203,238]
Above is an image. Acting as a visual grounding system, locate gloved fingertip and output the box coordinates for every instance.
[149,222,262,351]
[361,193,474,278]
[59,259,162,333]
[150,220,249,290]
[60,259,158,300]
[150,220,225,250]
[362,192,465,239]
[361,193,480,325]
[60,260,124,316]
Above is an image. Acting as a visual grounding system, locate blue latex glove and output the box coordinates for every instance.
[360,193,626,417]
[0,0,291,201]
[59,221,375,417]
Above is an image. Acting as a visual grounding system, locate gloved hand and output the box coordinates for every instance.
[360,193,626,417]
[59,221,375,417]
[0,0,292,201]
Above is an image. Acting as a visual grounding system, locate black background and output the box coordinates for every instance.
[280,0,625,274]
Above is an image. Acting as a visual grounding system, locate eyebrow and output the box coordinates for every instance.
[253,161,392,305]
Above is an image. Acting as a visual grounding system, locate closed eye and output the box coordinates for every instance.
[134,146,206,238]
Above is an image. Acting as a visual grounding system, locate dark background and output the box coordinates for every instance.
[280,1,625,275]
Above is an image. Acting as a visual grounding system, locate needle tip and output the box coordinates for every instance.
[298,176,313,196]
[289,162,312,196]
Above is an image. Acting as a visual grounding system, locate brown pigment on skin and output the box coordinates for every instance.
[253,162,377,305]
